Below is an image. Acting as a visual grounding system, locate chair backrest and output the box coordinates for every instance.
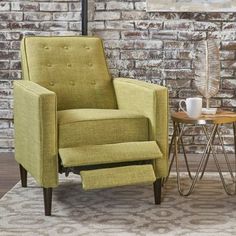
[21,36,117,110]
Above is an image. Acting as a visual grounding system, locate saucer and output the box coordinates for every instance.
[202,108,217,115]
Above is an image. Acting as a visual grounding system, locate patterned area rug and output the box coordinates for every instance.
[0,173,236,236]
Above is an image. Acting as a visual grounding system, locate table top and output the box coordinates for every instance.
[171,110,236,125]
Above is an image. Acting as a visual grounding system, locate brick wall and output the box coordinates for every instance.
[0,0,236,153]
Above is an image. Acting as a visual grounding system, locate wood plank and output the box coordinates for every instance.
[0,153,19,198]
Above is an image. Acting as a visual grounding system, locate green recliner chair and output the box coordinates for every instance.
[14,36,168,216]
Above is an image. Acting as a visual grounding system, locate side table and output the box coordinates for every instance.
[168,111,236,196]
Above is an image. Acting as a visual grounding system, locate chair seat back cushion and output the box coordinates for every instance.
[58,109,149,148]
[21,36,117,110]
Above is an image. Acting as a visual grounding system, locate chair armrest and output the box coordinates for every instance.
[14,80,58,188]
[113,78,169,178]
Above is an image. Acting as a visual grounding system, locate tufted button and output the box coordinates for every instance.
[49,81,54,86]
[47,63,52,67]
[70,80,75,86]
[67,63,72,67]
[64,46,69,50]
[88,62,93,67]
[85,46,90,50]
[90,81,96,85]
[44,46,49,50]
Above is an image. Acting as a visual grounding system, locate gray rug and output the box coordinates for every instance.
[0,173,236,236]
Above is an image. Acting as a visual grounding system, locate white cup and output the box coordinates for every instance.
[179,97,202,119]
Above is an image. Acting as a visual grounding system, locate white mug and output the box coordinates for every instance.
[179,97,202,119]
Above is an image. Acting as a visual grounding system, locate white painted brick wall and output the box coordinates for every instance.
[0,0,236,153]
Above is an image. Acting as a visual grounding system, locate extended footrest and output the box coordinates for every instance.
[59,141,162,167]
[80,164,156,190]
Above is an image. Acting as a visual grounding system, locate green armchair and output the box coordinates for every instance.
[14,36,168,216]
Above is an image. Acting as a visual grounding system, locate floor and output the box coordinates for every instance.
[0,152,235,199]
[0,152,19,198]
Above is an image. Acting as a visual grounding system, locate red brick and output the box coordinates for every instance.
[121,30,148,40]
[40,3,68,12]
[194,22,221,31]
[164,21,193,30]
[106,2,133,10]
[94,11,121,21]
[135,21,162,30]
[178,31,206,41]
[11,2,39,11]
[151,30,178,40]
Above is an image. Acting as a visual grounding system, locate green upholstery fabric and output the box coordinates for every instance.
[21,36,117,110]
[14,80,58,188]
[113,78,169,178]
[59,141,162,167]
[57,109,149,148]
[81,165,156,190]
[15,36,169,190]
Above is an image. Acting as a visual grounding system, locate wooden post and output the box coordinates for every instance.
[43,188,52,216]
[19,164,27,187]
[153,178,162,204]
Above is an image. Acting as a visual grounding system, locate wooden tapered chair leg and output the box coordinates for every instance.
[43,188,52,216]
[19,164,27,187]
[153,178,162,204]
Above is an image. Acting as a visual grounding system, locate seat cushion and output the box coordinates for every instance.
[58,109,149,148]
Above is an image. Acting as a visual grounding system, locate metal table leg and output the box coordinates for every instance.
[175,124,218,196]
[233,122,236,193]
[177,124,193,180]
[164,121,193,185]
[216,128,235,181]
[202,124,236,195]
[199,126,212,179]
